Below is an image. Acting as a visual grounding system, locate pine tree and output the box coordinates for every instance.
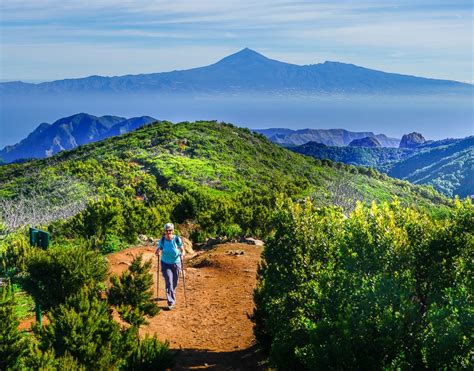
[25,347,86,371]
[36,287,122,369]
[108,253,159,328]
[123,335,173,371]
[25,245,108,310]
[0,283,27,370]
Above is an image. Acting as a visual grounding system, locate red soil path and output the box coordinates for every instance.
[109,242,267,370]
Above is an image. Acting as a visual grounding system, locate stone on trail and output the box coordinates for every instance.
[138,234,155,245]
[240,237,264,246]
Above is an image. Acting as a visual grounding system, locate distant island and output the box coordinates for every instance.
[1,48,471,96]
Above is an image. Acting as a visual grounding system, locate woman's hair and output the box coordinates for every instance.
[163,222,174,232]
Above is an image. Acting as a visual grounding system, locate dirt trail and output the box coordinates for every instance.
[107,242,267,370]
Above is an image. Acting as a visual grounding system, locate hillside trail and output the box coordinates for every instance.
[107,242,267,370]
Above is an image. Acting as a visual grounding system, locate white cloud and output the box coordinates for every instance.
[1,0,472,81]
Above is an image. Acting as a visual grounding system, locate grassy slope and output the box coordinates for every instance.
[0,121,448,210]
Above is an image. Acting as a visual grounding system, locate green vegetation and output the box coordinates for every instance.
[0,121,448,252]
[109,254,159,328]
[291,136,473,198]
[253,198,473,369]
[0,283,28,370]
[35,287,124,369]
[25,245,108,310]
[122,335,173,371]
[0,120,463,369]
[1,243,172,369]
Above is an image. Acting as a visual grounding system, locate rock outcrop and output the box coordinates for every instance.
[399,132,426,148]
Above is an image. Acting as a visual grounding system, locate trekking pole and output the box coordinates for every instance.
[180,255,188,307]
[156,254,160,299]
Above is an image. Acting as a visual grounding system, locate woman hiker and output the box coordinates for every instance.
[155,223,185,310]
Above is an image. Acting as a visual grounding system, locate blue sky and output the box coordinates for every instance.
[0,0,472,82]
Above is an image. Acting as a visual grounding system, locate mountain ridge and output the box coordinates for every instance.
[388,136,474,197]
[1,49,470,95]
[349,137,382,147]
[255,128,400,147]
[0,113,157,163]
[290,136,473,198]
[2,115,404,163]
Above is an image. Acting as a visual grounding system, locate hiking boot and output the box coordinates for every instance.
[167,304,175,310]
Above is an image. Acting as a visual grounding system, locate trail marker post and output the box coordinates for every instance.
[180,255,188,308]
[156,254,160,300]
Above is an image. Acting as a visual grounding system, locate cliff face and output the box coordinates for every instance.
[0,113,157,163]
[399,132,426,148]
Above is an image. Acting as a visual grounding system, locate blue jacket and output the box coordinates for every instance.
[158,235,183,264]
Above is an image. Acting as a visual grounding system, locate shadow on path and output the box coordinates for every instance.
[172,344,267,370]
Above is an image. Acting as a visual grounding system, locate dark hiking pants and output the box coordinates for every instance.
[161,261,181,306]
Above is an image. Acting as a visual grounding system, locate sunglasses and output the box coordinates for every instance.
[166,230,173,232]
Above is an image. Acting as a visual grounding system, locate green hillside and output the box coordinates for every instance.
[290,141,413,168]
[388,137,473,198]
[289,137,473,198]
[0,120,448,246]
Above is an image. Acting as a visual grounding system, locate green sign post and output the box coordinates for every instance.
[29,227,51,326]
[29,228,51,249]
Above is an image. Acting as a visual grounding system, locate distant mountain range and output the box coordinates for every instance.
[1,48,471,96]
[2,112,471,198]
[290,137,473,198]
[388,136,473,198]
[0,113,157,163]
[255,128,400,147]
[2,117,401,163]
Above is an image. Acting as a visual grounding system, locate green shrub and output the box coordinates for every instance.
[254,199,473,370]
[25,245,108,310]
[35,287,123,370]
[0,282,28,370]
[122,335,173,371]
[221,223,242,239]
[101,234,128,255]
[0,229,32,276]
[108,254,159,328]
[25,348,86,371]
[79,197,126,245]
